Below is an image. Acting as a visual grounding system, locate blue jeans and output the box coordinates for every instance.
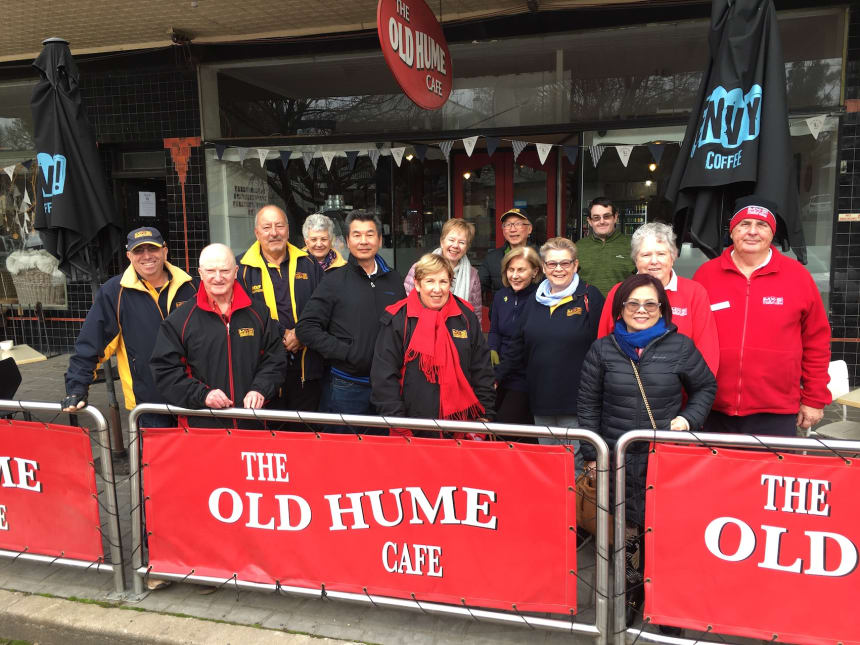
[533,414,583,476]
[319,371,383,435]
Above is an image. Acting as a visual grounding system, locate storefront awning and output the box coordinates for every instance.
[0,0,694,63]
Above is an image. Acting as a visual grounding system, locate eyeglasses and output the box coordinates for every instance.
[623,300,661,313]
[589,214,615,222]
[502,221,528,230]
[545,260,574,270]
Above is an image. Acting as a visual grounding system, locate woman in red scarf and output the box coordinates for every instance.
[371,254,495,434]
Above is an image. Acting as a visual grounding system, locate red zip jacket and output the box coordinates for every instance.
[693,247,831,416]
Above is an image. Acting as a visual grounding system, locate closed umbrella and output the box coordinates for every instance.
[665,0,805,262]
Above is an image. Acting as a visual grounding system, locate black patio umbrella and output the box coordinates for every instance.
[664,0,805,262]
[31,38,125,454]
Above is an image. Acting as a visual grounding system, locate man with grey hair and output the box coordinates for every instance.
[151,243,285,426]
[297,210,405,430]
[237,205,324,412]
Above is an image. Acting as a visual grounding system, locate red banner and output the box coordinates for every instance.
[377,0,452,110]
[645,443,860,645]
[0,419,103,562]
[144,429,577,613]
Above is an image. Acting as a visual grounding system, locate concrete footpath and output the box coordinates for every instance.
[4,355,605,645]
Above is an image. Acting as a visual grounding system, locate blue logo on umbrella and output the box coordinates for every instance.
[37,152,67,199]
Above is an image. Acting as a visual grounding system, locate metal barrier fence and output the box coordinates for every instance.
[129,403,612,644]
[0,399,126,594]
[613,429,860,645]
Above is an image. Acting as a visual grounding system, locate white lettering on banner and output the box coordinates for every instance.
[207,488,312,531]
[326,486,498,531]
[383,542,444,577]
[704,474,857,577]
[0,456,42,492]
[240,452,289,482]
[386,6,447,76]
[0,505,7,530]
[671,306,688,316]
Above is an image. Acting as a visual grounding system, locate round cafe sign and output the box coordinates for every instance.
[377,0,452,110]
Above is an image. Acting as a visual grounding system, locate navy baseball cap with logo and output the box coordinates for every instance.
[126,227,165,251]
[500,207,529,222]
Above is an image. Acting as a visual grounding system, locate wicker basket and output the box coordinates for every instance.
[0,269,16,301]
[11,268,58,307]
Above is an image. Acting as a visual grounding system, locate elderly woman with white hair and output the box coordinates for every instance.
[302,213,346,272]
[597,222,719,375]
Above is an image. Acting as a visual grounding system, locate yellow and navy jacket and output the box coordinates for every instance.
[65,262,197,409]
[236,241,324,382]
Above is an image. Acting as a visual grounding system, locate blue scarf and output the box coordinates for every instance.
[613,318,667,362]
[535,274,579,307]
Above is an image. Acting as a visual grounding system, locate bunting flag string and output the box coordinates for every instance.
[511,140,527,161]
[647,143,665,166]
[215,144,226,161]
[485,137,499,158]
[438,140,454,161]
[806,115,825,140]
[563,145,579,166]
[236,147,249,164]
[615,145,634,168]
[302,151,315,171]
[22,190,31,206]
[536,143,553,165]
[390,147,405,167]
[589,145,605,167]
[279,150,292,167]
[413,144,428,162]
[367,148,380,169]
[256,148,270,167]
[321,150,337,170]
[462,136,478,157]
[345,150,359,170]
[3,165,15,181]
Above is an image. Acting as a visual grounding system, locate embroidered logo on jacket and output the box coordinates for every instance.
[251,285,264,293]
[762,297,784,305]
[452,329,468,339]
[238,328,255,337]
[567,307,583,316]
[672,306,688,316]
[295,272,308,280]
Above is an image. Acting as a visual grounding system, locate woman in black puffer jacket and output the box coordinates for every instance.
[577,273,716,627]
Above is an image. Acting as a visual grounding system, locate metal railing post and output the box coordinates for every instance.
[128,406,145,596]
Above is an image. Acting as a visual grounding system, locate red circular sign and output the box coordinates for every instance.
[377,0,453,110]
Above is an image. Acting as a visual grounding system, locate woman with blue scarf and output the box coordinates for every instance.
[495,237,604,472]
[577,273,715,628]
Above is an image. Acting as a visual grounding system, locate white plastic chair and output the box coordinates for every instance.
[808,360,860,440]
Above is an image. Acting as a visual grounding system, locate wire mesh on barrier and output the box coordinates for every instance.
[129,403,612,644]
[0,399,126,594]
[613,429,860,645]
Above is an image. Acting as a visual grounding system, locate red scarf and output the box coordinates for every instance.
[398,290,484,421]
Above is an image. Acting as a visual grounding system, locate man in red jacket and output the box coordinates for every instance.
[693,197,831,436]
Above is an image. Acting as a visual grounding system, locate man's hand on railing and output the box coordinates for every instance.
[204,389,233,409]
[243,390,265,409]
[61,393,87,412]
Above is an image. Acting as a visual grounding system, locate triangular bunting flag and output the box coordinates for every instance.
[536,143,553,165]
[302,151,314,171]
[279,150,292,167]
[413,144,427,162]
[563,146,579,166]
[615,145,634,167]
[390,147,405,167]
[462,136,478,157]
[367,148,380,169]
[345,150,359,170]
[321,150,337,170]
[257,148,270,167]
[806,115,825,140]
[236,147,248,164]
[22,190,31,206]
[438,140,454,161]
[21,159,33,169]
[485,137,499,158]
[3,165,15,181]
[511,140,528,161]
[647,143,665,166]
[589,145,605,167]
[215,144,226,160]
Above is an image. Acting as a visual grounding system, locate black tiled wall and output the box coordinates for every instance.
[831,7,860,386]
[4,66,206,354]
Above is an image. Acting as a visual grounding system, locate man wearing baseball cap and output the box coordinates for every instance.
[693,196,831,436]
[62,227,197,430]
[478,208,537,305]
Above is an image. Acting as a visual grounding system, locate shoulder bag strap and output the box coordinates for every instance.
[630,359,657,430]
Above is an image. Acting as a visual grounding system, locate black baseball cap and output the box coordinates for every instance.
[127,227,165,251]
[500,208,529,222]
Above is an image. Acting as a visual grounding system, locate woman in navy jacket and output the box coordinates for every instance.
[488,246,541,428]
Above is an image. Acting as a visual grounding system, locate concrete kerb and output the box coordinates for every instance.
[0,589,360,645]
